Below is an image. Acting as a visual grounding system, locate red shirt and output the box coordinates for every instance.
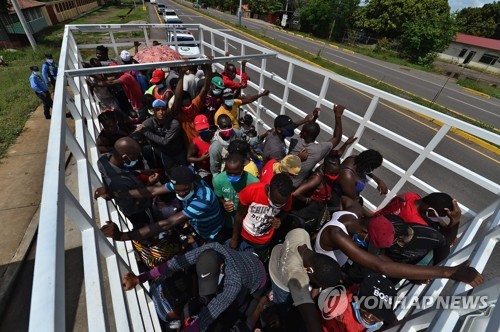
[260,159,277,185]
[374,192,428,226]
[192,135,211,172]
[321,285,365,332]
[221,70,248,90]
[238,182,292,244]
[119,73,143,111]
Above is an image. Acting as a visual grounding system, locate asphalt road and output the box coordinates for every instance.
[178,1,500,131]
[148,1,499,214]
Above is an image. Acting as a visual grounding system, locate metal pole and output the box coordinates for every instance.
[11,0,37,50]
[328,18,336,41]
[238,0,242,26]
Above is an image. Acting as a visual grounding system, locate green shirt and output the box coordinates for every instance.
[213,171,259,226]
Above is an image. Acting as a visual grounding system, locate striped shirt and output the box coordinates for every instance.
[165,179,224,240]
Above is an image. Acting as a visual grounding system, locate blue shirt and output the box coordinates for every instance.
[42,60,58,84]
[136,74,149,93]
[30,73,48,94]
[165,179,224,240]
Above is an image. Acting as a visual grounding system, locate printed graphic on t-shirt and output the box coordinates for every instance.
[243,203,280,237]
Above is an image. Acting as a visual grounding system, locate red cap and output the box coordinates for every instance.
[368,216,395,249]
[194,114,209,131]
[150,69,165,84]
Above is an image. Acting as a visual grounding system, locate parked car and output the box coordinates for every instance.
[167,31,201,59]
[165,17,184,27]
[150,0,156,4]
[157,4,165,14]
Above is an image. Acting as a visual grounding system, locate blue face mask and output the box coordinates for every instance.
[123,159,138,169]
[176,189,194,201]
[353,233,368,248]
[352,302,384,330]
[282,129,294,138]
[213,89,222,95]
[227,174,242,183]
[224,99,235,107]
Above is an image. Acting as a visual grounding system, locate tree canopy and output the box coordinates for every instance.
[456,1,500,39]
[299,0,359,39]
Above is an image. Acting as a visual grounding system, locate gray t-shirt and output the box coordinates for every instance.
[290,137,333,187]
[262,132,286,164]
[269,228,314,306]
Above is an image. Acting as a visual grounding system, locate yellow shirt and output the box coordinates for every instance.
[244,160,259,178]
[214,99,242,129]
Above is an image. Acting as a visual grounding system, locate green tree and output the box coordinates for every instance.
[299,0,359,39]
[456,2,500,39]
[353,0,451,38]
[248,0,282,16]
[400,16,457,65]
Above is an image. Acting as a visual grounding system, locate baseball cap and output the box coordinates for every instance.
[279,155,301,176]
[222,88,234,99]
[152,99,167,108]
[194,114,209,131]
[368,215,394,249]
[120,50,131,62]
[196,249,223,296]
[274,115,297,131]
[211,76,225,89]
[358,273,397,324]
[30,66,39,71]
[45,53,53,59]
[150,69,165,84]
[169,166,195,185]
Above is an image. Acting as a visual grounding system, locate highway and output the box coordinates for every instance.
[148,1,499,214]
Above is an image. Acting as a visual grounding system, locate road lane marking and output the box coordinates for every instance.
[325,52,357,64]
[228,42,237,50]
[448,97,499,118]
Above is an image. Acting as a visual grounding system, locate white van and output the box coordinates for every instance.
[167,31,201,59]
[157,4,165,14]
[150,0,156,4]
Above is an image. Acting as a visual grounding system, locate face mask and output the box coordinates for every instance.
[182,105,194,112]
[227,174,242,183]
[325,174,339,181]
[426,208,445,224]
[123,159,138,169]
[224,99,235,107]
[219,128,233,140]
[352,302,384,330]
[176,189,194,201]
[267,189,286,209]
[282,129,294,138]
[213,89,222,95]
[353,233,368,248]
[199,130,213,141]
[47,59,54,64]
[34,71,41,76]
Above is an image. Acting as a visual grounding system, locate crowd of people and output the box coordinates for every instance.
[89,44,483,332]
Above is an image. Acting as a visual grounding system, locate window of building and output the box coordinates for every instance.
[458,48,467,57]
[478,54,499,66]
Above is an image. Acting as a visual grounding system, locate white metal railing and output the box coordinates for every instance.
[29,24,500,331]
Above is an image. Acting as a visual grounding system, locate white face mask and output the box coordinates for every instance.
[34,71,41,76]
[176,189,195,201]
[47,59,54,64]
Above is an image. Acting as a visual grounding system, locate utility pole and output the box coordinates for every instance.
[238,0,242,26]
[11,0,37,50]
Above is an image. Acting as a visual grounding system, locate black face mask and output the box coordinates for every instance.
[199,130,214,141]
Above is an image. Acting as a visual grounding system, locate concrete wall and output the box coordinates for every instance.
[438,41,500,74]
[43,0,100,25]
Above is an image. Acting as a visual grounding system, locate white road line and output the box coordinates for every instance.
[228,43,237,50]
[325,52,357,64]
[448,96,500,118]
[281,35,295,42]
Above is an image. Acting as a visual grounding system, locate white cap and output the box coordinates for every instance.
[120,50,131,62]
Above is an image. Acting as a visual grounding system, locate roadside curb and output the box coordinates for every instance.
[461,87,491,99]
[175,0,499,154]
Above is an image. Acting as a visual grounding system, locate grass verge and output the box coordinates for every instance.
[0,5,147,159]
[457,79,500,99]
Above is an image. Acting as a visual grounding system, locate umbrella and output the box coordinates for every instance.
[133,45,183,63]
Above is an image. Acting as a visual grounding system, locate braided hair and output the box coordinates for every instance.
[354,149,383,173]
